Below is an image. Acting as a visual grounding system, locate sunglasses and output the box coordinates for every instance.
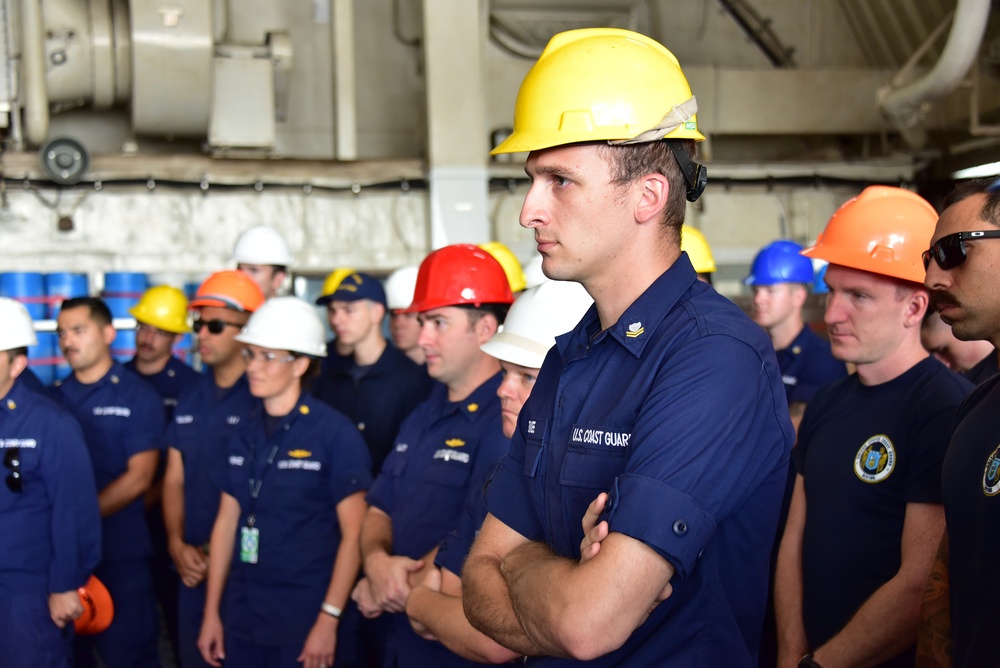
[5,447,22,493]
[922,230,1000,270]
[193,318,242,335]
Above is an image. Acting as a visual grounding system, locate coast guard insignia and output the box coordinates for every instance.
[854,434,895,484]
[983,444,1000,497]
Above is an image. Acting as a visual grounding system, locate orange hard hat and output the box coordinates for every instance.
[189,270,265,313]
[802,186,938,284]
[75,575,114,635]
[404,244,515,313]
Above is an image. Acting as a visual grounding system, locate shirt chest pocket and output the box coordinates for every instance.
[559,423,630,488]
[422,458,473,488]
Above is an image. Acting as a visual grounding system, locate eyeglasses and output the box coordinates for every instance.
[135,322,174,337]
[241,348,296,365]
[5,448,22,493]
[193,318,242,335]
[922,230,1000,270]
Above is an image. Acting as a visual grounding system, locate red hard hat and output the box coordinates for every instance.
[404,244,515,313]
[75,575,114,635]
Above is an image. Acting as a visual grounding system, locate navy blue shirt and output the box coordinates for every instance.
[314,343,435,473]
[961,350,998,386]
[167,373,255,548]
[940,373,1000,667]
[0,381,101,597]
[794,357,972,666]
[51,362,165,561]
[776,326,846,404]
[17,367,47,393]
[126,355,201,422]
[219,393,371,646]
[368,374,509,667]
[486,254,794,666]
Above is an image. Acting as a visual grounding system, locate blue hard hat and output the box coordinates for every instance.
[812,262,829,294]
[744,240,815,287]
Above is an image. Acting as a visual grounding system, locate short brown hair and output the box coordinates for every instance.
[943,177,1000,228]
[596,139,696,245]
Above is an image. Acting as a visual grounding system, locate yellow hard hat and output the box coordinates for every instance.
[681,226,716,274]
[315,268,356,305]
[492,28,704,155]
[478,242,527,293]
[129,285,191,334]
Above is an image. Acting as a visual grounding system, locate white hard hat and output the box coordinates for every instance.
[481,280,593,368]
[235,297,327,357]
[232,225,294,266]
[384,265,419,311]
[0,297,38,351]
[522,256,547,290]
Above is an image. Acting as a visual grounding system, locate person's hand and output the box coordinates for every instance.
[364,551,424,613]
[579,492,609,563]
[170,542,208,588]
[48,590,83,628]
[406,567,442,641]
[351,578,383,619]
[297,614,337,668]
[197,611,226,667]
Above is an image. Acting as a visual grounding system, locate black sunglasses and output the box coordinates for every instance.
[922,230,1000,270]
[5,447,22,493]
[192,318,242,335]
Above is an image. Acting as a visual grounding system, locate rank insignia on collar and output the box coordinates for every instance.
[6,399,15,410]
[445,438,466,448]
[466,403,478,413]
[299,405,310,415]
[626,322,644,338]
[792,346,802,355]
[288,449,312,458]
[111,375,120,384]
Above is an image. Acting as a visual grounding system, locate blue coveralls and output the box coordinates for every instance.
[126,353,201,659]
[51,362,165,668]
[486,254,794,666]
[775,325,847,404]
[167,373,255,668]
[0,380,101,668]
[367,375,509,668]
[217,393,372,668]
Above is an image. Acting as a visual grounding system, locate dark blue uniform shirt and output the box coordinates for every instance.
[1,380,101,596]
[368,374,508,668]
[219,393,371,646]
[168,373,255,548]
[315,343,435,473]
[794,357,971,666]
[961,349,998,386]
[776,326,846,404]
[51,362,165,561]
[126,355,201,422]
[940,373,1000,667]
[486,254,794,666]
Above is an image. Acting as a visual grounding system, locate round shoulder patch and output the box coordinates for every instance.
[983,444,1000,497]
[854,435,896,483]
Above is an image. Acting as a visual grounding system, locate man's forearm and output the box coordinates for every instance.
[359,508,393,565]
[98,451,158,517]
[408,586,523,664]
[916,533,952,668]
[463,551,543,656]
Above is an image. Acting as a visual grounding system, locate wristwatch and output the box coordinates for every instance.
[320,602,342,619]
[798,653,822,668]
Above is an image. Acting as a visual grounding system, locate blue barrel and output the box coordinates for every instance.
[27,332,58,386]
[103,272,148,318]
[46,272,89,318]
[184,281,201,301]
[111,329,136,363]
[0,272,46,319]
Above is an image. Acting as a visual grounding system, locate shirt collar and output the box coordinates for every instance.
[0,380,27,415]
[557,253,699,360]
[440,371,502,422]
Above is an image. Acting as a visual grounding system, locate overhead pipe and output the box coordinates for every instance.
[20,0,48,146]
[878,0,991,148]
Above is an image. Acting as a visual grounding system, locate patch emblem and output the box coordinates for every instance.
[445,438,466,448]
[288,449,312,459]
[854,435,895,483]
[626,322,644,338]
[983,444,1000,496]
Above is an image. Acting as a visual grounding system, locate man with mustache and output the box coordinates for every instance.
[919,177,1000,668]
[52,296,166,668]
[775,187,973,668]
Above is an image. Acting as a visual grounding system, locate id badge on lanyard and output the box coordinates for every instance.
[240,437,283,564]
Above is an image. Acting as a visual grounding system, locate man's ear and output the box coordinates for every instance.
[634,173,669,225]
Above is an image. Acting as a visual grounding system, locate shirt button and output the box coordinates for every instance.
[672,520,688,536]
[357,422,365,431]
